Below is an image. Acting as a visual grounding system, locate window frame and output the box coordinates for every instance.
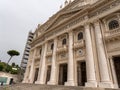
[108,19,119,30]
[77,32,83,40]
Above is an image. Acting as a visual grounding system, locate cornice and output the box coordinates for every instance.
[31,0,120,47]
[36,0,89,33]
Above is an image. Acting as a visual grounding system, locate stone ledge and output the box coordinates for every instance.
[0,84,119,90]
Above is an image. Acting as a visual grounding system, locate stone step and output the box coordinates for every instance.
[0,84,119,90]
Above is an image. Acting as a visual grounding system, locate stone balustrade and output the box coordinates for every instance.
[57,45,68,54]
[46,51,53,57]
[105,28,120,41]
[73,39,85,49]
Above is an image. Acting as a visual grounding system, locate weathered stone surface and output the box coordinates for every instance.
[0,84,120,90]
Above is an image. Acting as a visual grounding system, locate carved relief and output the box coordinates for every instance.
[74,48,85,58]
[58,52,68,61]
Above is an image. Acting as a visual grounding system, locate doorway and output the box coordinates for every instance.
[33,68,39,83]
[77,61,87,86]
[113,56,120,88]
[46,66,51,84]
[9,78,13,85]
[58,64,67,85]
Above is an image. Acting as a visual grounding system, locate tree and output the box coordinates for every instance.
[11,62,15,67]
[0,62,4,71]
[7,50,20,64]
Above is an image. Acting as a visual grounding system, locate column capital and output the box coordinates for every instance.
[93,19,101,25]
[53,37,58,41]
[84,23,90,29]
[68,30,73,37]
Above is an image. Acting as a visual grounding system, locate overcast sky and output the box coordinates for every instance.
[0,0,65,65]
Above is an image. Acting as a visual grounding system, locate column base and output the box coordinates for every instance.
[22,80,27,83]
[47,81,57,85]
[35,81,41,84]
[99,82,113,88]
[22,79,29,83]
[35,80,45,84]
[65,81,76,86]
[85,81,98,87]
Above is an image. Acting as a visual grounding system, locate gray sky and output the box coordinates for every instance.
[0,0,64,65]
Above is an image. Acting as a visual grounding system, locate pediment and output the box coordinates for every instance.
[45,0,89,30]
[38,0,88,32]
[46,10,80,30]
[63,0,89,11]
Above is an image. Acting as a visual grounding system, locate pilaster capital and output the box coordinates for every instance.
[108,56,113,60]
[84,23,90,30]
[53,37,58,42]
[68,30,73,36]
[93,19,101,26]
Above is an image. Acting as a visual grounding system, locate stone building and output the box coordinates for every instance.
[23,0,120,88]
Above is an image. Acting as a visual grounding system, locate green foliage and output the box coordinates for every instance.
[5,65,12,73]
[0,62,4,71]
[7,50,20,64]
[0,62,20,74]
[15,65,19,68]
[7,50,20,57]
[11,62,15,67]
[11,69,18,74]
[0,62,6,71]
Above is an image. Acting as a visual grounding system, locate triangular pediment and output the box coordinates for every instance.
[46,10,80,30]
[45,0,89,30]
[39,0,89,31]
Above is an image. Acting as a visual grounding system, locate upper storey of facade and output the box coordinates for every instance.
[31,0,120,48]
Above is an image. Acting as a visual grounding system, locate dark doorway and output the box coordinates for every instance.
[58,64,67,85]
[33,68,39,83]
[9,78,13,85]
[113,56,120,88]
[77,61,87,86]
[46,66,51,84]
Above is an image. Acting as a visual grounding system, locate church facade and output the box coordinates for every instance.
[23,0,120,88]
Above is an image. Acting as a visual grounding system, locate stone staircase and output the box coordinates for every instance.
[0,84,119,90]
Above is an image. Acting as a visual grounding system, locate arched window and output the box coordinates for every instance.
[78,32,83,40]
[51,43,54,50]
[109,20,119,30]
[62,38,66,45]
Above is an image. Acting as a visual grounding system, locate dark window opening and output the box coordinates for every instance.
[51,43,54,50]
[40,49,42,55]
[78,32,83,40]
[62,38,66,45]
[109,20,119,30]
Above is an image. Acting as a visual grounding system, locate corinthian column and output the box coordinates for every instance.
[84,24,97,87]
[47,38,57,85]
[22,64,30,83]
[35,45,44,84]
[38,42,47,84]
[94,21,113,88]
[28,49,36,83]
[65,31,75,86]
